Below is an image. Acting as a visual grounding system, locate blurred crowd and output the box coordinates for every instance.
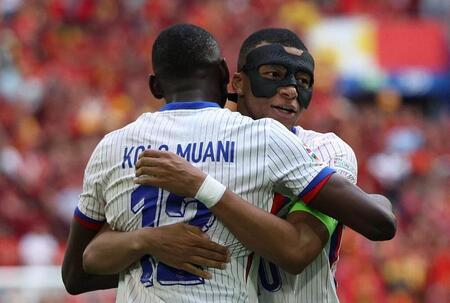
[0,1,449,302]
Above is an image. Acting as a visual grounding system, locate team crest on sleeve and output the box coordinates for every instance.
[301,142,321,162]
[331,156,357,183]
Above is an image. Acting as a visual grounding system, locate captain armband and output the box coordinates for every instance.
[289,201,338,238]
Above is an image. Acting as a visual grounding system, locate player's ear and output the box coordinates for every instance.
[217,58,230,107]
[232,72,244,96]
[149,75,164,99]
[219,58,230,85]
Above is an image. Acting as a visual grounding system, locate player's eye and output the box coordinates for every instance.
[295,72,311,89]
[259,65,286,81]
[265,71,282,80]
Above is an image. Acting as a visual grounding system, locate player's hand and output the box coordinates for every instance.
[138,223,230,279]
[134,149,207,197]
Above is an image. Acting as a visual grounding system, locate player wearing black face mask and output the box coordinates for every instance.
[227,28,395,303]
[241,44,315,109]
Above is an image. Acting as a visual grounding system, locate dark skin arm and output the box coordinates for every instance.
[63,216,229,294]
[285,211,329,270]
[83,223,229,279]
[308,176,396,241]
[81,200,326,277]
[133,150,393,273]
[134,149,395,244]
[204,189,326,273]
[61,220,118,295]
[212,174,395,244]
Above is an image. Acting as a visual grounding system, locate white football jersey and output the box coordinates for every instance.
[75,102,335,303]
[256,126,358,303]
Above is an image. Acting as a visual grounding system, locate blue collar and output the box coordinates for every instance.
[159,101,221,112]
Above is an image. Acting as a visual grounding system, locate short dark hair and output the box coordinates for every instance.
[152,24,221,80]
[237,28,307,71]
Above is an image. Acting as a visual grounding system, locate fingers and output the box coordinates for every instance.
[136,150,172,172]
[138,149,178,160]
[180,263,212,280]
[136,157,159,169]
[183,226,228,253]
[190,247,229,263]
[135,153,177,178]
[138,149,188,165]
[135,166,166,177]
[196,239,229,257]
[182,224,205,236]
[138,149,164,159]
[136,157,168,172]
[188,255,227,270]
[133,175,160,186]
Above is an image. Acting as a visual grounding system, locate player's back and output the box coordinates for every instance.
[113,104,271,302]
[81,102,306,303]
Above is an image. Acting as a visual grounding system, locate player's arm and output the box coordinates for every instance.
[62,139,118,294]
[270,122,396,241]
[311,141,395,240]
[65,137,228,284]
[276,144,358,271]
[275,140,357,269]
[211,193,336,274]
[62,219,118,295]
[282,200,338,272]
[306,174,396,240]
[134,150,334,274]
[83,222,229,279]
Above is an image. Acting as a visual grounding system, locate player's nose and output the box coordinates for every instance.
[277,85,298,100]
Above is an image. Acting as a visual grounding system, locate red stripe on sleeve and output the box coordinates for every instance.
[245,252,254,282]
[271,193,288,214]
[74,215,104,231]
[302,174,333,204]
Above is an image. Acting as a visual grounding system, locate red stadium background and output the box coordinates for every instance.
[0,1,449,302]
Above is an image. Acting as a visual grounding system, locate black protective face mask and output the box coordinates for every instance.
[241,44,315,109]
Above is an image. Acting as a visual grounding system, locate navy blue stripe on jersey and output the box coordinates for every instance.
[159,101,221,111]
[329,223,344,268]
[74,206,105,230]
[299,167,335,203]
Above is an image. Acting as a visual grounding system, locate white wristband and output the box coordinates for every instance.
[194,175,226,208]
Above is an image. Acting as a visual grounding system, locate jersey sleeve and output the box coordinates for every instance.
[75,139,108,230]
[322,134,358,185]
[266,120,335,204]
[287,133,358,236]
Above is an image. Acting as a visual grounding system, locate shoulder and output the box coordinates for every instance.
[103,114,151,140]
[91,117,145,155]
[294,126,358,182]
[295,127,355,157]
[319,132,354,154]
[264,119,305,145]
[217,111,285,135]
[266,118,294,134]
[220,108,259,124]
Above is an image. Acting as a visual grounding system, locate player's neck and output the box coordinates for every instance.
[165,87,223,104]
